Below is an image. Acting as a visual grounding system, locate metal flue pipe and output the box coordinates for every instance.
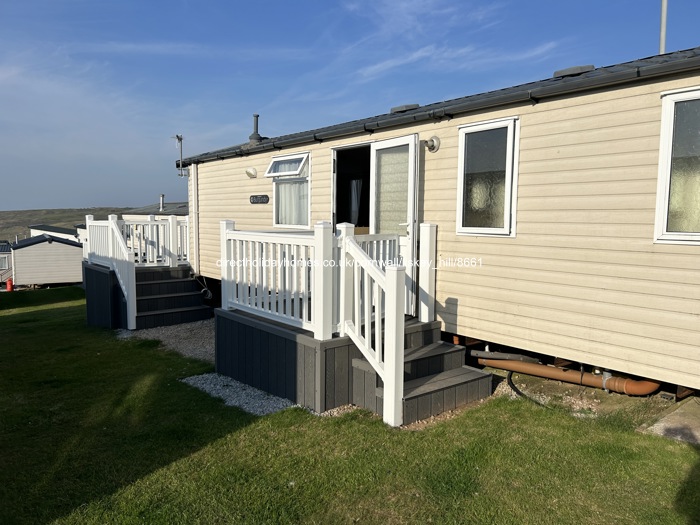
[478,358,660,396]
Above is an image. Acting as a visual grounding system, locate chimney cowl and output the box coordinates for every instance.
[249,114,262,144]
[159,194,165,212]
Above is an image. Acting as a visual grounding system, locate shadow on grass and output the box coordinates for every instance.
[0,285,85,311]
[674,426,700,525]
[0,300,254,524]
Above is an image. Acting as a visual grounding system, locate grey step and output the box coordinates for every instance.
[352,361,492,425]
[135,305,212,329]
[359,318,442,351]
[404,341,465,380]
[351,340,465,384]
[136,291,205,313]
[136,267,192,282]
[402,366,492,425]
[136,278,200,296]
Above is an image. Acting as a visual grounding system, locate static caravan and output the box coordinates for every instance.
[29,225,80,243]
[0,241,12,284]
[12,235,83,287]
[85,47,700,425]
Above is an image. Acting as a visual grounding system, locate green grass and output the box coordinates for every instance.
[1,288,699,524]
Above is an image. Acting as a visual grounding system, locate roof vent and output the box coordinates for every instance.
[390,103,420,114]
[249,114,262,144]
[553,65,595,78]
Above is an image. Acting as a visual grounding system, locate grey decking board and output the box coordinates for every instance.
[304,345,315,410]
[325,347,336,409]
[404,341,460,362]
[444,387,456,411]
[404,367,490,399]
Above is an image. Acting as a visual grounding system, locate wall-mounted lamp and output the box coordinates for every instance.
[425,136,440,153]
[245,167,257,178]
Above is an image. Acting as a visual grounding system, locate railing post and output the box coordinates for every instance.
[84,214,93,261]
[108,215,118,259]
[184,216,190,263]
[384,264,405,427]
[336,223,355,337]
[313,221,333,340]
[220,220,235,310]
[418,223,437,322]
[168,215,178,267]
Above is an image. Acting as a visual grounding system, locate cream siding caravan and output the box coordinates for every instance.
[181,47,700,395]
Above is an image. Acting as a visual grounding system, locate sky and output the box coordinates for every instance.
[2,0,699,210]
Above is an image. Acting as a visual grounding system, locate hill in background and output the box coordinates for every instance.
[0,208,129,243]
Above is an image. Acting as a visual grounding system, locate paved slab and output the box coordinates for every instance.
[643,397,700,445]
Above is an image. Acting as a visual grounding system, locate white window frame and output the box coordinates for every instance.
[265,152,310,178]
[268,152,311,229]
[456,117,519,237]
[0,255,8,270]
[654,87,700,244]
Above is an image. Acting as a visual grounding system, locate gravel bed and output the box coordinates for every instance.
[181,374,297,416]
[116,318,215,363]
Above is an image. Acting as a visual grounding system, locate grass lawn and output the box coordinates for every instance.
[1,288,698,524]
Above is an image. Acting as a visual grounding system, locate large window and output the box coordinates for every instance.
[655,89,700,243]
[266,152,310,227]
[457,118,519,236]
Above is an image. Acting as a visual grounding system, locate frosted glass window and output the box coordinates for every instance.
[462,127,507,229]
[667,99,700,233]
[376,144,409,236]
[271,152,310,227]
[457,119,517,236]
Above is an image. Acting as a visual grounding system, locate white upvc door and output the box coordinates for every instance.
[370,134,418,316]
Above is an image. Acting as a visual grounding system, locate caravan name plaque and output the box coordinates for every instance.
[249,195,270,204]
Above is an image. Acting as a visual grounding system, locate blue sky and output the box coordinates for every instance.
[2,0,699,210]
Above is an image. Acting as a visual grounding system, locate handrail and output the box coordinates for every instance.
[85,215,137,329]
[338,223,405,426]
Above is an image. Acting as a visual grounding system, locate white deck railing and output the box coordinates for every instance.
[219,220,415,426]
[338,223,405,426]
[85,214,137,330]
[220,221,334,340]
[84,214,191,330]
[122,215,189,267]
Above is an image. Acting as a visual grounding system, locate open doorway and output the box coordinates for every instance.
[334,135,418,316]
[335,145,371,234]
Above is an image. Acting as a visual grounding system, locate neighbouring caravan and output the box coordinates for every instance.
[12,235,83,286]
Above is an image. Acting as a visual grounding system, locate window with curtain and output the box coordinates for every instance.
[457,118,518,236]
[656,90,700,242]
[267,152,310,227]
[0,256,8,270]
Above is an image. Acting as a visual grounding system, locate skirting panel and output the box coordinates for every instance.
[83,262,127,329]
[215,309,362,413]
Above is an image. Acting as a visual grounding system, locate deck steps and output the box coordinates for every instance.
[351,320,492,425]
[134,266,212,329]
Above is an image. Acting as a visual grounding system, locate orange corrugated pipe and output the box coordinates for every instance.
[478,358,660,396]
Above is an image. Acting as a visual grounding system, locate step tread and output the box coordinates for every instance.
[136,278,196,285]
[136,305,211,317]
[404,341,464,362]
[351,341,464,371]
[137,291,202,300]
[404,366,490,399]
